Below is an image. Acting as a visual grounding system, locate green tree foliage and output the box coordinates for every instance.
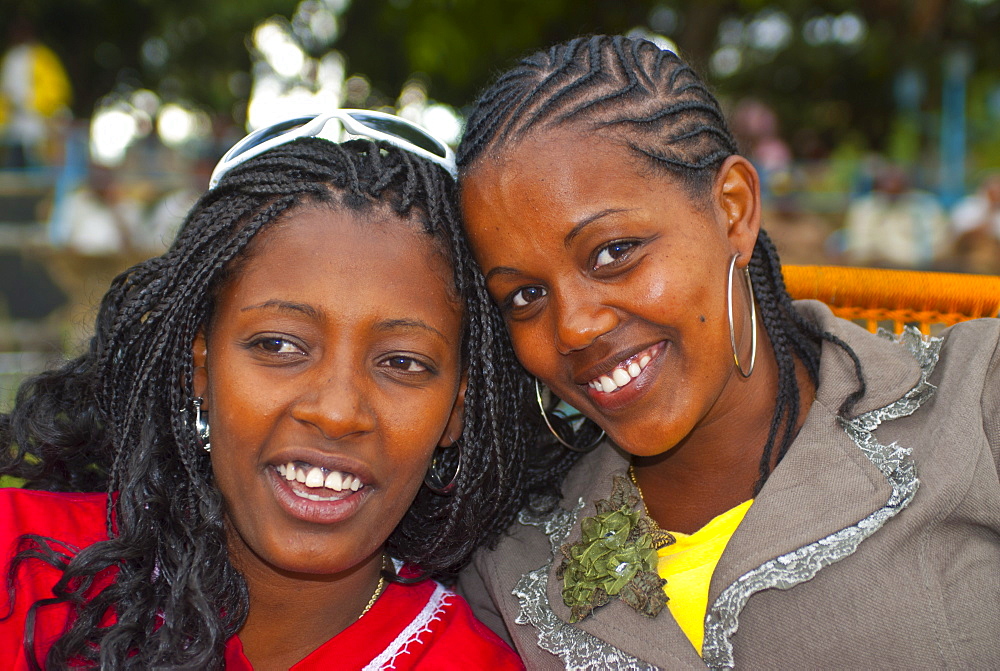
[4,0,1000,161]
[1,0,298,116]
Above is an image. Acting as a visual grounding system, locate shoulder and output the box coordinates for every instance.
[914,317,1000,418]
[933,318,1000,464]
[333,579,524,671]
[0,489,109,555]
[421,584,525,669]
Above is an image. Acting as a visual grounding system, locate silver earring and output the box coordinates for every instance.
[534,379,605,453]
[424,441,461,495]
[192,397,211,452]
[727,253,758,378]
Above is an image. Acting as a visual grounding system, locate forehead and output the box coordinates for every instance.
[217,206,462,331]
[462,126,694,233]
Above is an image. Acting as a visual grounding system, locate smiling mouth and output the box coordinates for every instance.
[276,462,364,502]
[587,342,664,394]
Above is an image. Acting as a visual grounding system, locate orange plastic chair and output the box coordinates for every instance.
[781,265,1000,334]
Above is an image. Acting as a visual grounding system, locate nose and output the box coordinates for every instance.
[290,366,376,441]
[553,288,618,355]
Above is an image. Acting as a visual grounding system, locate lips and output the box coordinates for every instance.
[586,342,665,394]
[578,340,666,412]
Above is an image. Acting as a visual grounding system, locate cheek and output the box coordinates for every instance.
[506,321,552,378]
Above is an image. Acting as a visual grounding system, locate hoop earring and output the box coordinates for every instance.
[534,379,605,453]
[424,441,461,495]
[192,397,211,453]
[727,254,757,378]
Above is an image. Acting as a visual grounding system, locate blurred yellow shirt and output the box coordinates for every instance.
[658,499,753,655]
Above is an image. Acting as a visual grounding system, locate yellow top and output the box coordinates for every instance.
[657,499,753,655]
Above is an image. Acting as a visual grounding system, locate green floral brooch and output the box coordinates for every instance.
[556,474,673,623]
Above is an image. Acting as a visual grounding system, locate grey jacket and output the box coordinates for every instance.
[458,302,1000,669]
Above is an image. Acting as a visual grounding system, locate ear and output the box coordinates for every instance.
[439,373,468,447]
[714,155,761,268]
[192,330,209,404]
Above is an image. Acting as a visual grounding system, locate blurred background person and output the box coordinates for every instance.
[842,162,949,269]
[950,173,1000,274]
[0,17,71,169]
[51,165,144,255]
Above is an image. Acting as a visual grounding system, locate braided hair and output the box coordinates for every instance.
[0,137,536,669]
[457,34,866,490]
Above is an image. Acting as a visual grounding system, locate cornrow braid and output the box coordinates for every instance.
[457,34,866,493]
[1,137,536,668]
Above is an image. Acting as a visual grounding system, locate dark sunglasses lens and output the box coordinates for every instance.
[346,112,447,158]
[229,116,315,160]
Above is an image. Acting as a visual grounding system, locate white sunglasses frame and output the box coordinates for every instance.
[208,109,457,189]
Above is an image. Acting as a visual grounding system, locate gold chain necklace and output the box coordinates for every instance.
[628,465,675,550]
[359,573,386,619]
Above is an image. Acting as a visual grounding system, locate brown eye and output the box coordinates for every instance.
[383,356,428,373]
[254,337,302,354]
[512,286,546,307]
[594,241,638,269]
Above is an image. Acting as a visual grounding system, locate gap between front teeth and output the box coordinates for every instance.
[589,353,653,393]
[276,463,362,493]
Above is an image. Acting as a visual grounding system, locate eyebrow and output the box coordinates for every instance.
[564,208,635,247]
[484,266,522,283]
[374,318,448,341]
[240,300,319,318]
[485,207,637,283]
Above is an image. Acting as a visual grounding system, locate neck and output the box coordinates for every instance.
[234,549,386,670]
[631,342,815,534]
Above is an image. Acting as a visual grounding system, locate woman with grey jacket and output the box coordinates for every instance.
[454,34,1000,670]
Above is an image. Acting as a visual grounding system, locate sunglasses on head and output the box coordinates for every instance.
[209,109,458,189]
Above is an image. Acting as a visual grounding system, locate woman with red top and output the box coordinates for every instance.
[0,111,529,669]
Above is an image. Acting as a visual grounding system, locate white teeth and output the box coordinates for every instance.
[589,347,659,394]
[305,466,324,488]
[281,462,363,494]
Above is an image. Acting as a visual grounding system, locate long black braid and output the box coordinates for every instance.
[457,34,866,491]
[0,137,537,669]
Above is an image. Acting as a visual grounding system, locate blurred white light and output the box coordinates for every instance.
[141,37,169,69]
[157,104,197,147]
[309,8,339,44]
[749,11,792,51]
[648,5,678,34]
[421,104,462,146]
[832,13,866,45]
[323,0,351,12]
[247,78,319,130]
[398,80,428,112]
[130,89,160,116]
[254,19,306,79]
[90,108,138,166]
[804,17,832,45]
[710,46,742,77]
[718,18,745,46]
[314,52,346,107]
[626,27,677,53]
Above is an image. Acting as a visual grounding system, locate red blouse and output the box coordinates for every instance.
[0,488,523,670]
